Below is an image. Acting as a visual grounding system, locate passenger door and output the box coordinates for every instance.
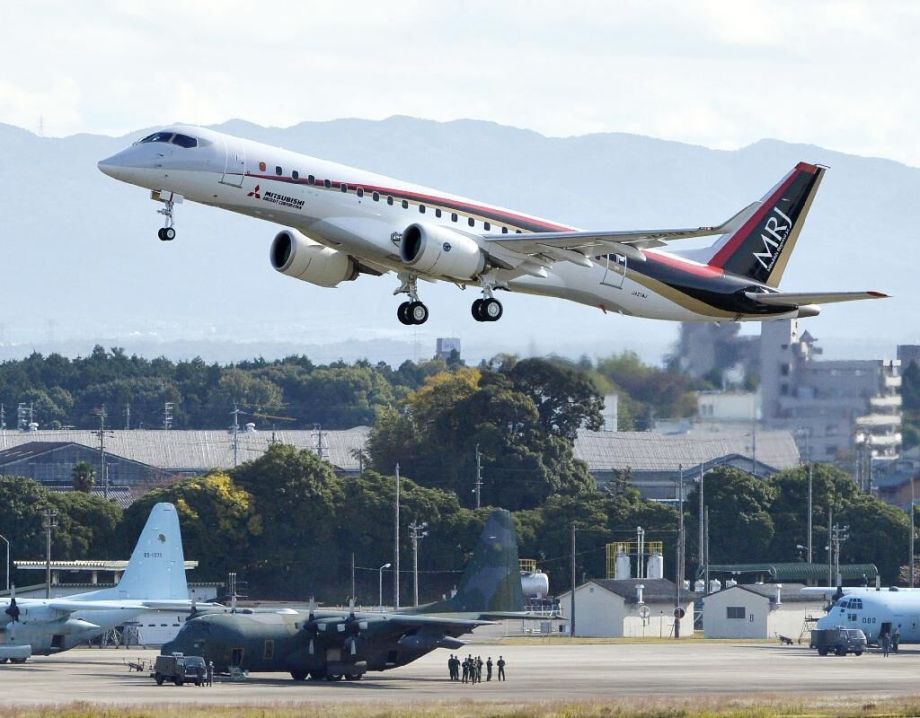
[600,253,627,289]
[220,139,246,188]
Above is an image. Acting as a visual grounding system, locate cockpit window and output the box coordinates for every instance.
[140,132,174,144]
[172,134,198,148]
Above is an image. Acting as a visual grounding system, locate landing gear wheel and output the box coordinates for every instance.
[326,673,343,681]
[344,673,362,681]
[472,298,485,321]
[407,301,429,325]
[158,227,175,241]
[397,301,413,325]
[291,670,307,681]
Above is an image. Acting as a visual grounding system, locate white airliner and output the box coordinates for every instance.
[98,125,886,325]
[0,503,210,662]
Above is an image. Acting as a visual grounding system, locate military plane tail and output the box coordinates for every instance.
[423,509,524,616]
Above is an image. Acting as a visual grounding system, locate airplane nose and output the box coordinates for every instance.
[97,154,122,179]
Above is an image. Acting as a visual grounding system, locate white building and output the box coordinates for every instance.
[702,583,825,640]
[557,578,695,638]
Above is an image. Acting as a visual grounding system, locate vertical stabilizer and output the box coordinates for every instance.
[707,162,825,287]
[422,509,523,615]
[85,503,188,601]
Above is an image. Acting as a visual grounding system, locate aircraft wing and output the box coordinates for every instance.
[381,614,493,630]
[46,598,217,613]
[481,202,761,265]
[744,290,889,306]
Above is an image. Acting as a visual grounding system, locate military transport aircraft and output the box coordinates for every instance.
[161,509,526,681]
[806,585,920,645]
[0,503,210,662]
[98,126,886,326]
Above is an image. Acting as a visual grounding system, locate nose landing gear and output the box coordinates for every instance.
[154,191,182,241]
[394,273,429,325]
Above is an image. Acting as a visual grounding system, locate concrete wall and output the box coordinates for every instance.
[703,587,769,638]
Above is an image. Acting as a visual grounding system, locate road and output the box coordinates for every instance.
[0,641,914,707]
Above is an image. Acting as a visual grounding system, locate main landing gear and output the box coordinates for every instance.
[395,273,429,325]
[472,297,503,322]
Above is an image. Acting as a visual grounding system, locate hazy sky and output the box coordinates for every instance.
[2,0,917,165]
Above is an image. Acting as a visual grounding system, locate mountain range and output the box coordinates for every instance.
[0,116,914,365]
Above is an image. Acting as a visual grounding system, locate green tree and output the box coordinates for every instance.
[71,461,95,492]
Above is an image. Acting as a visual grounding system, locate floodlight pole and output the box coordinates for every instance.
[0,533,8,593]
[570,521,576,638]
[378,562,391,612]
[394,464,400,610]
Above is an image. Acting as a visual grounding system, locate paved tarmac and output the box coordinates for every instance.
[1,641,917,707]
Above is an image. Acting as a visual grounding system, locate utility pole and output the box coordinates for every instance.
[230,403,241,467]
[92,407,111,499]
[314,424,327,461]
[637,526,645,580]
[827,505,833,587]
[351,552,356,600]
[570,521,576,638]
[124,403,131,431]
[807,460,814,564]
[675,464,685,639]
[1,404,6,430]
[831,523,849,587]
[474,444,482,509]
[42,509,58,598]
[698,462,705,570]
[409,520,428,606]
[910,474,916,588]
[704,507,710,591]
[394,463,400,611]
[163,402,174,430]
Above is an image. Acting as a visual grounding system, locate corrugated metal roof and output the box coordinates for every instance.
[574,429,800,472]
[707,563,879,581]
[0,428,370,473]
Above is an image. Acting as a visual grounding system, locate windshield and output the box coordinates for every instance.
[138,132,199,148]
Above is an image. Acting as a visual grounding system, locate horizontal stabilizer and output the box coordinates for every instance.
[745,290,889,307]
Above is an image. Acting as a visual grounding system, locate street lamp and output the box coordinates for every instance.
[0,534,8,593]
[378,562,391,612]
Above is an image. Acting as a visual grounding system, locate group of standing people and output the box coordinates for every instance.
[447,654,506,682]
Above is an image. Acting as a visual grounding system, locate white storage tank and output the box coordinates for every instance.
[709,579,722,593]
[694,579,706,593]
[725,578,737,588]
[615,551,631,580]
[521,570,550,598]
[646,553,664,580]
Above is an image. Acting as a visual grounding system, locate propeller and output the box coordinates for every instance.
[4,584,20,623]
[302,596,320,655]
[340,596,367,657]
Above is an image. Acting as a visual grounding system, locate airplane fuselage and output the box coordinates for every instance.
[99,125,806,323]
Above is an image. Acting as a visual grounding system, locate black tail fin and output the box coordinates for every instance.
[707,162,825,287]
[422,510,523,615]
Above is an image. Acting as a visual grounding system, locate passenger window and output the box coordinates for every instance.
[451,213,458,222]
[502,227,508,234]
[515,229,522,233]
[324,179,331,188]
[341,183,347,192]
[402,200,409,209]
[373,192,380,201]
[435,208,442,218]
[308,175,315,184]
[275,166,283,176]
[419,204,426,214]
[292,170,299,180]
[357,188,364,197]
[387,196,394,205]
[484,222,491,231]
[468,217,475,227]
[171,134,197,148]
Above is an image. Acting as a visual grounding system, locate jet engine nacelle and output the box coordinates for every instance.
[270,229,358,288]
[399,223,486,280]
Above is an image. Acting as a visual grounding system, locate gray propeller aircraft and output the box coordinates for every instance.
[162,509,525,681]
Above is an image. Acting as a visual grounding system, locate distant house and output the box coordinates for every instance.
[556,578,695,638]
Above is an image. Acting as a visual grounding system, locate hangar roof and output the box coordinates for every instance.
[0,427,370,473]
[574,429,800,473]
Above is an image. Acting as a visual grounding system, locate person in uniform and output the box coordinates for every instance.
[486,656,493,681]
[497,655,506,681]
[207,660,214,686]
[881,630,891,657]
[476,656,483,683]
[461,655,469,683]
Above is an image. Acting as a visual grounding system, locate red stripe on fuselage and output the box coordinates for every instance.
[240,172,574,232]
[646,249,725,278]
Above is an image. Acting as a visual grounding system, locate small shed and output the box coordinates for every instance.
[557,578,695,638]
[702,583,826,640]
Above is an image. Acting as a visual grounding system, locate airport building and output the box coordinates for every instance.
[702,583,825,640]
[556,578,695,638]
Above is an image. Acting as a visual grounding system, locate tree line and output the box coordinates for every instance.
[0,345,701,432]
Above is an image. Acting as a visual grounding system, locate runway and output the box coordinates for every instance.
[1,641,917,707]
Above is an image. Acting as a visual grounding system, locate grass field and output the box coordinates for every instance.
[2,697,919,718]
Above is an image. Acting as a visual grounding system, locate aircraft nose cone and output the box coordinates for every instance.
[97,154,122,179]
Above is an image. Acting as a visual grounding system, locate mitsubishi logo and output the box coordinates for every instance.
[247,184,261,199]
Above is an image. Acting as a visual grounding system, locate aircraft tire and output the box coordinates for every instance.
[326,673,343,681]
[344,673,362,681]
[817,647,828,656]
[472,299,485,321]
[175,677,184,685]
[155,673,164,685]
[481,298,503,322]
[397,302,413,325]
[854,651,862,656]
[408,301,428,325]
[291,670,307,681]
[308,671,325,680]
[10,658,26,664]
[163,227,176,241]
[158,228,166,241]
